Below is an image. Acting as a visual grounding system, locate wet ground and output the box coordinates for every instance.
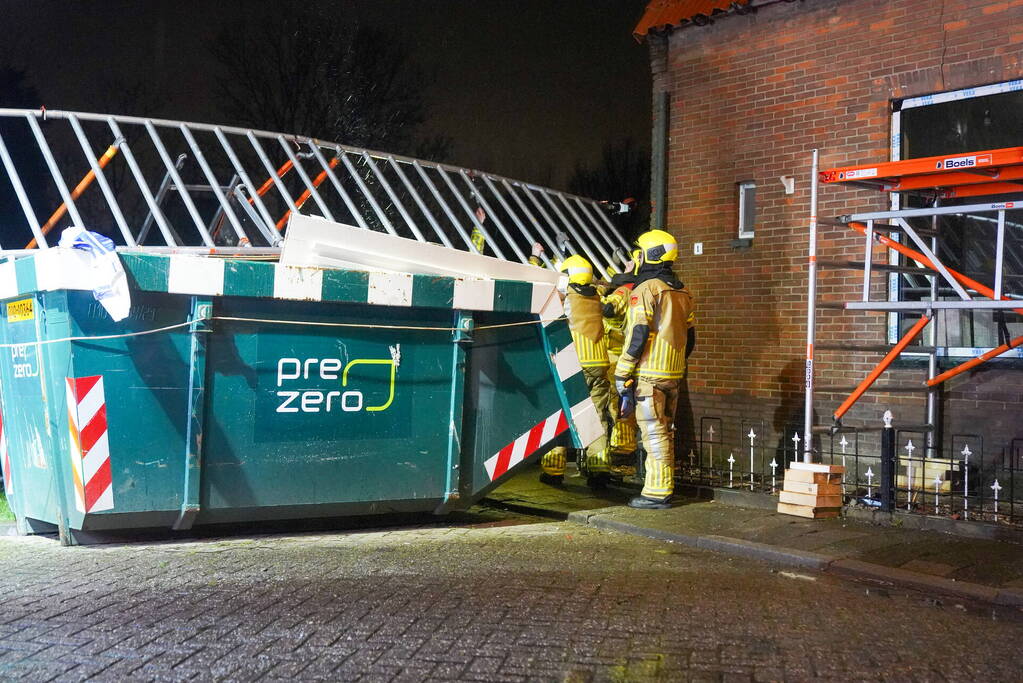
[1,504,1022,681]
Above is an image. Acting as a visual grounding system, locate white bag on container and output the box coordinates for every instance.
[58,226,131,322]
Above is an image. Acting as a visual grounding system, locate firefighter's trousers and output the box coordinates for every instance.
[541,365,613,476]
[635,377,681,499]
[606,351,637,455]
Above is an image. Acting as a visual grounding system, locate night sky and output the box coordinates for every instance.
[1,1,651,190]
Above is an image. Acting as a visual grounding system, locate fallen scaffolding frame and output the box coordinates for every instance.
[803,146,1023,460]
[0,108,631,276]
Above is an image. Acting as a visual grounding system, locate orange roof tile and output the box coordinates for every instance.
[633,0,750,39]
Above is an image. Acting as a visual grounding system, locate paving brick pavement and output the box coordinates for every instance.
[487,464,1023,594]
[1,513,1022,681]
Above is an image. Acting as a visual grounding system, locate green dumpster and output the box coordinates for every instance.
[0,251,600,545]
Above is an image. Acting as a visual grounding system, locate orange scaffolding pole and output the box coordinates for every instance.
[820,148,1023,424]
[848,222,1023,316]
[26,144,119,249]
[276,157,340,231]
[833,314,931,421]
[848,221,1023,390]
[252,159,293,201]
[928,335,1023,387]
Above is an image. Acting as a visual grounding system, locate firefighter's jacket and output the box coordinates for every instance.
[602,282,634,357]
[564,283,610,369]
[615,276,695,380]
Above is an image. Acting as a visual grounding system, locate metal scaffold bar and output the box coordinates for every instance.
[213,127,279,245]
[459,170,526,263]
[557,193,616,273]
[481,176,553,269]
[25,113,85,242]
[0,108,625,264]
[310,145,370,231]
[0,131,45,248]
[67,115,135,247]
[412,161,477,253]
[181,124,248,246]
[538,190,607,278]
[803,149,819,461]
[812,145,1023,443]
[112,118,178,247]
[277,136,334,223]
[147,121,214,247]
[340,152,398,237]
[362,153,425,243]
[388,157,451,247]
[502,180,562,259]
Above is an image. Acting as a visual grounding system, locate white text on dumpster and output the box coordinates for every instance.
[275,357,396,413]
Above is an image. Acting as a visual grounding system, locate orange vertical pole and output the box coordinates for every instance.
[26,144,119,249]
[833,315,931,421]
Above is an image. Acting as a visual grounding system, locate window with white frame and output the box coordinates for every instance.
[891,81,1023,357]
[737,180,756,239]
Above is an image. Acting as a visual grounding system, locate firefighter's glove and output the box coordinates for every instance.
[616,376,636,419]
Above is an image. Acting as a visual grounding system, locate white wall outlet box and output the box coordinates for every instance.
[693,242,703,255]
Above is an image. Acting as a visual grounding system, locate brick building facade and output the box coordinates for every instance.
[637,0,1023,464]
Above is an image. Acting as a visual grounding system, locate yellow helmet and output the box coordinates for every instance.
[558,254,593,285]
[636,229,677,264]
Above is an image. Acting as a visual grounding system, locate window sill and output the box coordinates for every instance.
[730,237,753,250]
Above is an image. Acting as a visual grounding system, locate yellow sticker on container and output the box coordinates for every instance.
[7,298,34,323]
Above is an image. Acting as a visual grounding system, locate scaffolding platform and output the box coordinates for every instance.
[819,146,1023,200]
[801,147,1023,465]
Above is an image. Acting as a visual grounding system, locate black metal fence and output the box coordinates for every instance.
[675,412,1023,526]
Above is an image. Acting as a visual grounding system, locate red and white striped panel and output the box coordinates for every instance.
[0,407,10,495]
[485,409,568,481]
[65,375,113,514]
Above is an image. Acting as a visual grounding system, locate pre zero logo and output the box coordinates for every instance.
[275,350,399,414]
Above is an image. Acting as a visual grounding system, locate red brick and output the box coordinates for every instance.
[650,0,1023,456]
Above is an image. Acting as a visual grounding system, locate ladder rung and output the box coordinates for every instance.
[816,385,930,393]
[816,343,937,353]
[818,260,932,275]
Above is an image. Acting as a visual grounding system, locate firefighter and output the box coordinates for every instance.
[539,254,614,487]
[614,230,696,509]
[602,249,641,461]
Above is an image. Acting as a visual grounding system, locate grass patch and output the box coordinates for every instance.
[0,488,13,521]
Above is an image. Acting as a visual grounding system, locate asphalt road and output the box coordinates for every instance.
[1,512,1021,681]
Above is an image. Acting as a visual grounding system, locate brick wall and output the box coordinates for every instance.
[652,0,1023,463]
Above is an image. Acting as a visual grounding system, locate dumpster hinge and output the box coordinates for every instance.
[435,310,472,514]
[173,297,211,531]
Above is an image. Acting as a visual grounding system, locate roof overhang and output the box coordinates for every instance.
[634,0,799,41]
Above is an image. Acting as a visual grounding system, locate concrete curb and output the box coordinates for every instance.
[678,484,1023,545]
[828,558,997,603]
[569,510,1023,607]
[843,505,1023,544]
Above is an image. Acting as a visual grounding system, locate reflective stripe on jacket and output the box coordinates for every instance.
[565,285,610,368]
[615,278,695,380]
